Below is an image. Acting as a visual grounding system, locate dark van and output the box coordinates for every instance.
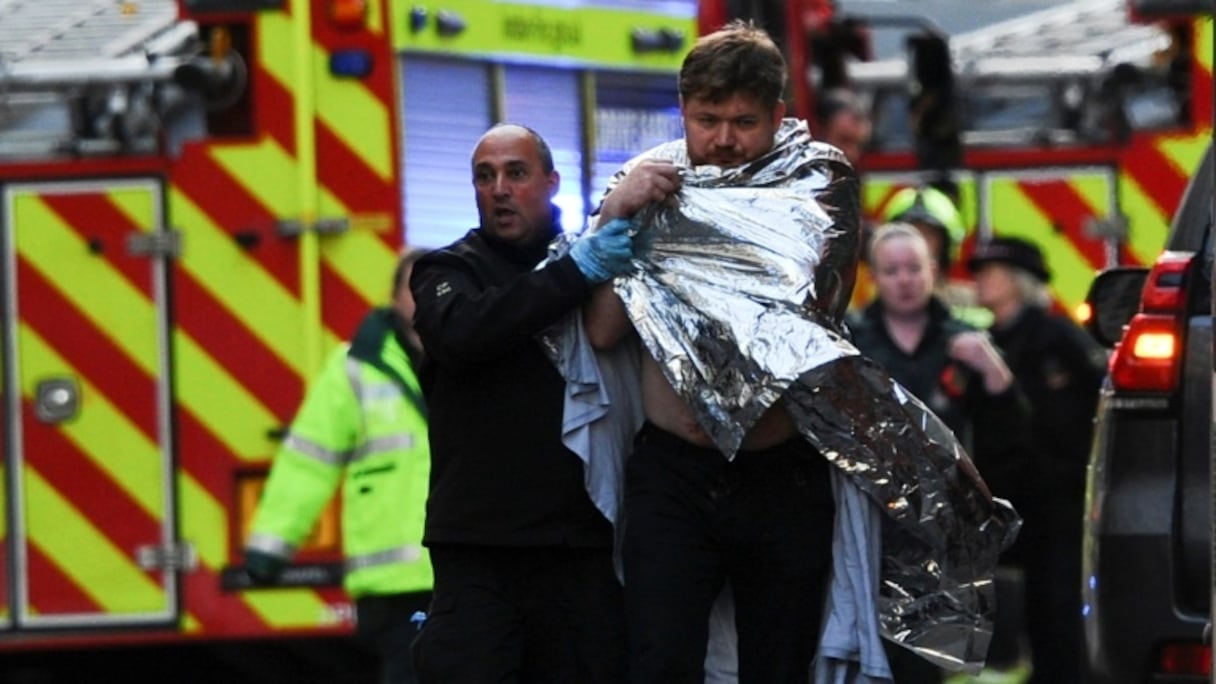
[1082,142,1213,683]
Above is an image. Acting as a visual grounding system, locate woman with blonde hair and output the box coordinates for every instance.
[846,223,1032,683]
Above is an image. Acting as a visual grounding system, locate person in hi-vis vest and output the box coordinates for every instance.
[245,248,432,684]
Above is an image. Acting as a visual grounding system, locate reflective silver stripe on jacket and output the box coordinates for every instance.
[346,357,364,393]
[361,383,403,401]
[246,531,296,557]
[283,433,349,467]
[345,545,423,572]
[345,358,393,400]
[343,358,417,463]
[346,357,418,403]
[348,433,415,463]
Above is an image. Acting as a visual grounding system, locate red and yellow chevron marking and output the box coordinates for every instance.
[985,170,1115,316]
[160,0,404,636]
[8,183,172,623]
[860,143,1204,319]
[854,18,1212,321]
[0,0,412,641]
[864,175,982,270]
[853,175,981,312]
[1117,18,1212,266]
[308,1,404,338]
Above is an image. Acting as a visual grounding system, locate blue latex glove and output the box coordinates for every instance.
[569,218,637,284]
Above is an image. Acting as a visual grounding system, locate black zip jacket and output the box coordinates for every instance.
[847,297,1032,496]
[990,304,1105,493]
[410,217,613,548]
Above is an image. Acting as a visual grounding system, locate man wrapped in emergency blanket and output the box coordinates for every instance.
[544,119,1020,677]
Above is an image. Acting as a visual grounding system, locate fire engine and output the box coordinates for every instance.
[778,0,1212,315]
[0,0,695,671]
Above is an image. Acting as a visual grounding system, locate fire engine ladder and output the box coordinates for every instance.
[847,0,1172,109]
[0,0,194,88]
[949,0,1171,83]
[0,0,203,158]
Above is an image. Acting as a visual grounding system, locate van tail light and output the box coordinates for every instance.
[1108,251,1193,392]
[1157,642,1211,677]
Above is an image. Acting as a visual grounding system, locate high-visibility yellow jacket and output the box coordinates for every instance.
[246,308,431,597]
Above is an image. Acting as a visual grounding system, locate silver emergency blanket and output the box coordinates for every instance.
[607,119,1020,673]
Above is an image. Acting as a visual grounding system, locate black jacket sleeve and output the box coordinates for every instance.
[410,245,591,369]
[967,377,1035,498]
[1054,318,1108,393]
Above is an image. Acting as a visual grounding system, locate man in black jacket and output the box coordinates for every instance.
[408,123,636,682]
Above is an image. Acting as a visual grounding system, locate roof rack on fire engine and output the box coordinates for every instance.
[845,0,1183,149]
[950,0,1171,81]
[848,0,1170,89]
[0,0,247,160]
[0,0,198,91]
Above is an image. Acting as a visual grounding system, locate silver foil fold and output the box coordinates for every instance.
[614,119,859,456]
[605,119,1020,673]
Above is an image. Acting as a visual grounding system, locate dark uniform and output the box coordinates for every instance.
[966,236,1107,683]
[408,212,625,683]
[848,297,1029,462]
[989,304,1105,684]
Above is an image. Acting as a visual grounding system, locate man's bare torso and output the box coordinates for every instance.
[640,352,799,451]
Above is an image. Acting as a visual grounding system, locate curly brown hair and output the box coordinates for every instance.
[678,19,786,111]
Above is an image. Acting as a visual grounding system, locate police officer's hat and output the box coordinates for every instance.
[966,236,1051,283]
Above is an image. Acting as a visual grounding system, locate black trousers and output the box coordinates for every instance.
[411,545,625,684]
[995,474,1085,684]
[622,423,835,684]
[355,592,432,684]
[1022,491,1084,684]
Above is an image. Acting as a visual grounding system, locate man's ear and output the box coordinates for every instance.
[771,100,786,126]
[548,170,560,198]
